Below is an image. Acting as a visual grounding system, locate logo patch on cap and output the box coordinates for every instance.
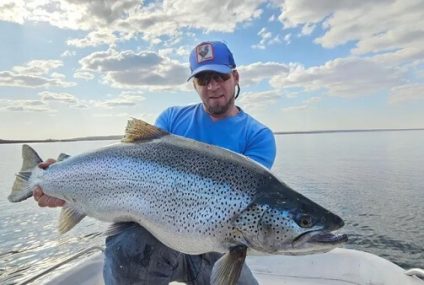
[196,43,214,63]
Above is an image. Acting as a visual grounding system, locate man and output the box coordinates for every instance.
[34,41,276,284]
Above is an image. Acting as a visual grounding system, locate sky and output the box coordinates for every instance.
[0,0,423,140]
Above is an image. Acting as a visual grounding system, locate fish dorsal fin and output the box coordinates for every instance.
[121,118,168,143]
[57,153,71,161]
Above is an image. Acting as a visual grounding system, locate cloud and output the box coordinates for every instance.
[282,96,321,113]
[96,93,146,108]
[281,105,309,112]
[40,91,78,104]
[238,90,282,111]
[238,62,289,86]
[252,27,282,49]
[74,71,95,80]
[270,57,404,98]
[67,30,117,48]
[61,50,76,57]
[12,60,63,75]
[276,0,424,62]
[0,60,75,88]
[389,84,424,104]
[1,0,265,47]
[0,99,51,112]
[78,49,189,89]
[0,1,25,24]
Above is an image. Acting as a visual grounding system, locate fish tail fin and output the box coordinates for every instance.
[8,144,43,202]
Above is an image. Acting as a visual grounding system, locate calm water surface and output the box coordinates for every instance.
[0,131,423,284]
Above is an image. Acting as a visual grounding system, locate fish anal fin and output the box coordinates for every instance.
[105,222,140,237]
[58,205,86,234]
[211,245,247,285]
[121,118,168,143]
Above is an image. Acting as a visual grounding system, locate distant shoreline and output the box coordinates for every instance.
[274,128,424,135]
[1,128,423,144]
[0,135,122,144]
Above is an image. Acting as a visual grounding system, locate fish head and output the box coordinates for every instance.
[233,177,347,255]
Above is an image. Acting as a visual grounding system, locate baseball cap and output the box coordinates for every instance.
[187,41,236,81]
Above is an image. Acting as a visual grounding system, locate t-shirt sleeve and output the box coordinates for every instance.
[244,128,276,169]
[154,108,172,132]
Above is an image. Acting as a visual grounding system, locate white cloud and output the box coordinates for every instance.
[74,71,95,80]
[78,49,188,89]
[270,57,404,98]
[61,50,76,57]
[389,84,424,104]
[12,60,63,76]
[0,99,51,112]
[276,0,424,63]
[252,27,282,49]
[283,33,292,45]
[67,30,117,48]
[238,89,281,111]
[40,91,78,104]
[281,104,309,112]
[0,60,75,88]
[92,112,131,118]
[238,62,289,86]
[0,1,26,24]
[96,93,146,108]
[0,0,265,47]
[281,96,321,113]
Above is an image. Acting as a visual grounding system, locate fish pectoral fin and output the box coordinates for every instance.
[210,245,247,285]
[105,222,140,237]
[58,205,86,234]
[121,118,168,143]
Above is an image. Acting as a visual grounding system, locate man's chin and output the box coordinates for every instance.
[206,104,228,115]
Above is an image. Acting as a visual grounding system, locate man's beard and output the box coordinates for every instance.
[204,93,235,115]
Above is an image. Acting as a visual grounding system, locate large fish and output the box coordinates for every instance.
[9,118,347,285]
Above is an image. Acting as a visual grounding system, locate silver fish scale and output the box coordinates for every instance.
[39,135,271,254]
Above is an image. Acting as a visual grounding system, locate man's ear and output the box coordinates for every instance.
[193,80,199,91]
[233,70,239,83]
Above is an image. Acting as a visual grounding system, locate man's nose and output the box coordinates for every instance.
[206,78,220,90]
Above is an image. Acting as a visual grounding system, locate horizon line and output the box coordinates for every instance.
[1,127,424,144]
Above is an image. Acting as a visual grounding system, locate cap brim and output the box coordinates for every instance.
[187,64,232,81]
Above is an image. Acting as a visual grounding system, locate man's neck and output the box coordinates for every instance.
[206,105,240,122]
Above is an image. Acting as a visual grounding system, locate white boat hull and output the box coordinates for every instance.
[45,248,424,285]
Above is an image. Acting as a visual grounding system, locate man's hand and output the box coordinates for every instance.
[33,159,65,207]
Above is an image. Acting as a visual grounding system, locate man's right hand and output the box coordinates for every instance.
[33,159,65,208]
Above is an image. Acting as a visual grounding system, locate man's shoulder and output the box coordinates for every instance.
[239,108,273,134]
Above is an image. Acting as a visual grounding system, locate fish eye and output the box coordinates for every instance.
[299,214,313,228]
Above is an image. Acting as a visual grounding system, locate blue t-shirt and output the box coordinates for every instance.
[155,104,276,169]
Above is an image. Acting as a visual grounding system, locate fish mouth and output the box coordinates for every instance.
[293,229,348,246]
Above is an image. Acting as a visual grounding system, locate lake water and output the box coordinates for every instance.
[0,131,423,284]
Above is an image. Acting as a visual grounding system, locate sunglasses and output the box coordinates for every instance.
[194,72,232,86]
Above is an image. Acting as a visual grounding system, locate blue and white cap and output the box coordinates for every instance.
[188,41,236,81]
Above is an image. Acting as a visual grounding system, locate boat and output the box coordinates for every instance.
[25,247,423,285]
